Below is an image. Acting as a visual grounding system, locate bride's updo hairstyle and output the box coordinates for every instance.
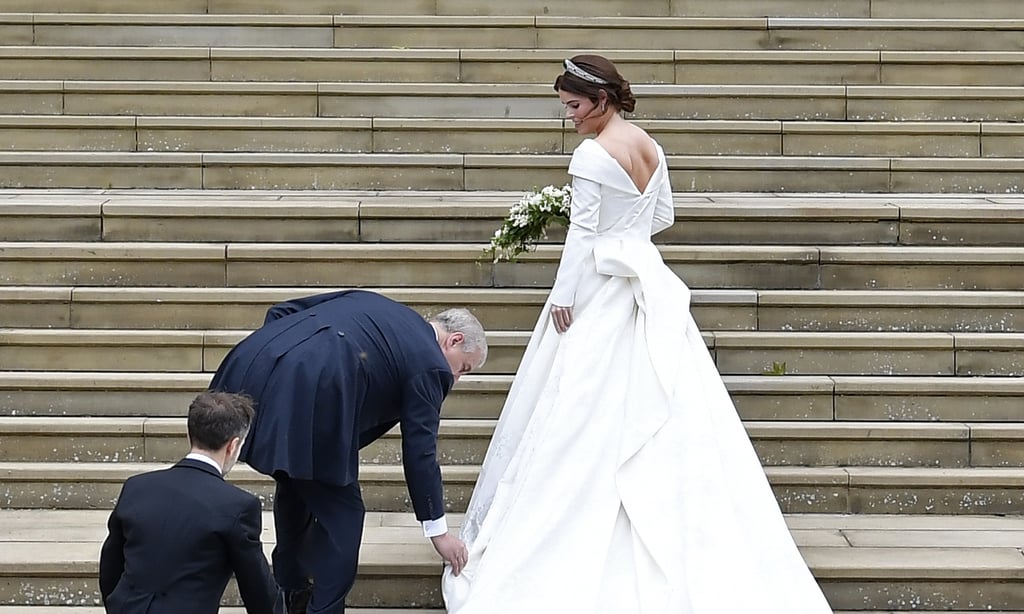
[554,54,636,113]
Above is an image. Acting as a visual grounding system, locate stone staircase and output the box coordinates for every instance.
[2,0,1024,612]
[3,193,1024,612]
[3,3,1024,191]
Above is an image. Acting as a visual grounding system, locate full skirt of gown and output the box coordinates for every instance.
[442,238,833,613]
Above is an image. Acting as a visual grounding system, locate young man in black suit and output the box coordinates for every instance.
[99,391,283,614]
[210,289,488,614]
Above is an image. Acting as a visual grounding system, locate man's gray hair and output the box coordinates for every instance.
[430,308,488,365]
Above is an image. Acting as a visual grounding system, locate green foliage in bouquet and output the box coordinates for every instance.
[486,184,572,262]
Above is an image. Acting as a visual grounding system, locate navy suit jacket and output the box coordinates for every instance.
[210,290,454,522]
[98,458,281,614]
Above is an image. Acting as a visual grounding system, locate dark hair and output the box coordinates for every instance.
[187,391,254,451]
[553,54,636,113]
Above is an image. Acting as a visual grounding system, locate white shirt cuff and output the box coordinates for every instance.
[422,515,448,538]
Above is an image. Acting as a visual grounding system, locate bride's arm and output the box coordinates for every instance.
[548,176,601,308]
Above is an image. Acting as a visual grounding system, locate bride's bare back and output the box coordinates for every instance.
[595,121,659,192]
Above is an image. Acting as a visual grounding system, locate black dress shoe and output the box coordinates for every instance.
[285,586,312,614]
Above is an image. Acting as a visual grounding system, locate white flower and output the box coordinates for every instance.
[487,184,572,261]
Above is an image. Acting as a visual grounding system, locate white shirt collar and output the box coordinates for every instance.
[185,452,223,475]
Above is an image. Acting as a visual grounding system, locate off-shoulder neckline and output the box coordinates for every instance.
[579,137,662,195]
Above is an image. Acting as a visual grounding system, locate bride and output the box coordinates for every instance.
[442,55,833,613]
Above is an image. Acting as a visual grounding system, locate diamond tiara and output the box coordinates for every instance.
[563,59,609,85]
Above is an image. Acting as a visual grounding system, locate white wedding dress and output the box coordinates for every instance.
[442,138,833,613]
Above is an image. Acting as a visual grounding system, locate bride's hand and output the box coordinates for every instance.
[431,532,469,576]
[550,305,574,334]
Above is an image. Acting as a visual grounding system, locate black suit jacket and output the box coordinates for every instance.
[210,289,454,522]
[98,458,281,614]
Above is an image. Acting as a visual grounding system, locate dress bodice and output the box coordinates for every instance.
[570,138,670,239]
[547,137,675,309]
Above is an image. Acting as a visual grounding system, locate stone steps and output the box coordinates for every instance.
[4,286,1022,333]
[4,115,1024,160]
[1,0,1023,18]
[0,285,748,331]
[5,416,1024,468]
[6,81,1024,122]
[0,510,448,608]
[4,12,1024,196]
[3,150,1024,191]
[4,47,1024,86]
[1,241,1022,290]
[1,371,1022,422]
[328,17,1024,52]
[6,461,1024,516]
[5,510,1024,610]
[4,15,1024,51]
[0,115,998,158]
[0,2,1020,611]
[3,191,1023,247]
[1,328,1021,377]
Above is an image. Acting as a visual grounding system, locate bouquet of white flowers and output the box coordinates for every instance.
[486,184,572,262]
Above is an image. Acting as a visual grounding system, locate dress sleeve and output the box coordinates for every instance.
[548,175,601,307]
[651,175,674,236]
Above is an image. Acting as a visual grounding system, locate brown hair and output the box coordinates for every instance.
[187,391,255,451]
[553,54,636,113]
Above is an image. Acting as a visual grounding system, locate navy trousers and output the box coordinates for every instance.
[271,476,365,614]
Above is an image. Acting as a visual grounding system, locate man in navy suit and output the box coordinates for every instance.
[210,290,488,614]
[99,391,283,614]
